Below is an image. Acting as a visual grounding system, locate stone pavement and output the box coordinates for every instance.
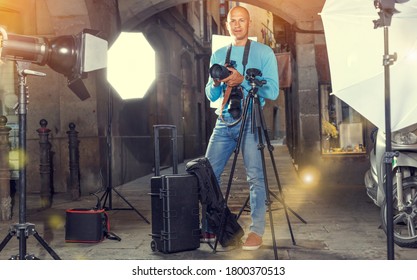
[0,143,416,260]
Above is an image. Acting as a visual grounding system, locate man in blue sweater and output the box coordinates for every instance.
[204,6,279,251]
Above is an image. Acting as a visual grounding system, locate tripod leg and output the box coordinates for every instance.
[267,155,296,245]
[269,191,307,224]
[255,124,279,259]
[237,196,250,219]
[254,97,300,246]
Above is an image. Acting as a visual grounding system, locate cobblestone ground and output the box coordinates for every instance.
[0,144,416,260]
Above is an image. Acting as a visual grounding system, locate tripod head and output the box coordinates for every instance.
[245,68,267,89]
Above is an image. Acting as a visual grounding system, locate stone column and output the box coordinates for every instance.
[294,20,321,167]
[67,123,80,200]
[37,119,52,209]
[0,116,12,220]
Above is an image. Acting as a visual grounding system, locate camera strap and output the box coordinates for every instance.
[225,39,251,75]
[220,40,251,126]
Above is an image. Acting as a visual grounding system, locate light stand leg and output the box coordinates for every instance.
[9,223,59,260]
[0,231,14,252]
[111,187,150,223]
[32,229,60,260]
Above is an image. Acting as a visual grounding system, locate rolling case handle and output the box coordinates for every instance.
[153,125,178,176]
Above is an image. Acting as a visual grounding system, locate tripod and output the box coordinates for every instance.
[0,62,60,259]
[99,86,150,224]
[215,68,303,260]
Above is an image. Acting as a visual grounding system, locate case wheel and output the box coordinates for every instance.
[150,239,157,252]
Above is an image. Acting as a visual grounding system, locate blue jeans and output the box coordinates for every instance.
[205,114,266,236]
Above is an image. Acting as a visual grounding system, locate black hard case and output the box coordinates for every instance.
[150,174,200,253]
[150,125,200,253]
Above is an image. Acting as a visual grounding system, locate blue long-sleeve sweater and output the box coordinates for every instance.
[205,40,279,116]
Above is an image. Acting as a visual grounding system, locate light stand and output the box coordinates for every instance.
[0,27,106,259]
[0,62,60,259]
[382,26,396,261]
[103,31,155,224]
[373,1,399,260]
[214,69,303,260]
[99,87,150,224]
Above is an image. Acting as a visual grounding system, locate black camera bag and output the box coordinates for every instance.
[186,157,244,247]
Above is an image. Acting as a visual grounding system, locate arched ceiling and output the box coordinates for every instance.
[0,0,326,34]
[119,0,326,30]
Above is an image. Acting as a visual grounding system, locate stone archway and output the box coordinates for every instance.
[118,0,325,30]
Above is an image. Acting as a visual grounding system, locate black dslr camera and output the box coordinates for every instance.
[209,63,232,80]
[209,61,243,119]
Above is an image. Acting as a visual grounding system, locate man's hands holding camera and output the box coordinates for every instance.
[221,67,244,87]
[213,67,244,87]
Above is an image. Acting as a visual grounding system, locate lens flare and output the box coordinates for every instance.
[48,214,65,230]
[9,149,27,170]
[299,166,321,187]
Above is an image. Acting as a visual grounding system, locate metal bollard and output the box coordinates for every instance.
[0,115,12,220]
[67,123,80,200]
[37,119,52,209]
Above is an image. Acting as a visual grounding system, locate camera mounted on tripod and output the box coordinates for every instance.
[209,61,244,120]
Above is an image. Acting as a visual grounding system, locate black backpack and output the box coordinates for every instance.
[186,157,244,247]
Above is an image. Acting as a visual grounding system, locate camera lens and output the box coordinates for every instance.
[228,102,241,119]
[209,64,231,80]
[228,87,243,119]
